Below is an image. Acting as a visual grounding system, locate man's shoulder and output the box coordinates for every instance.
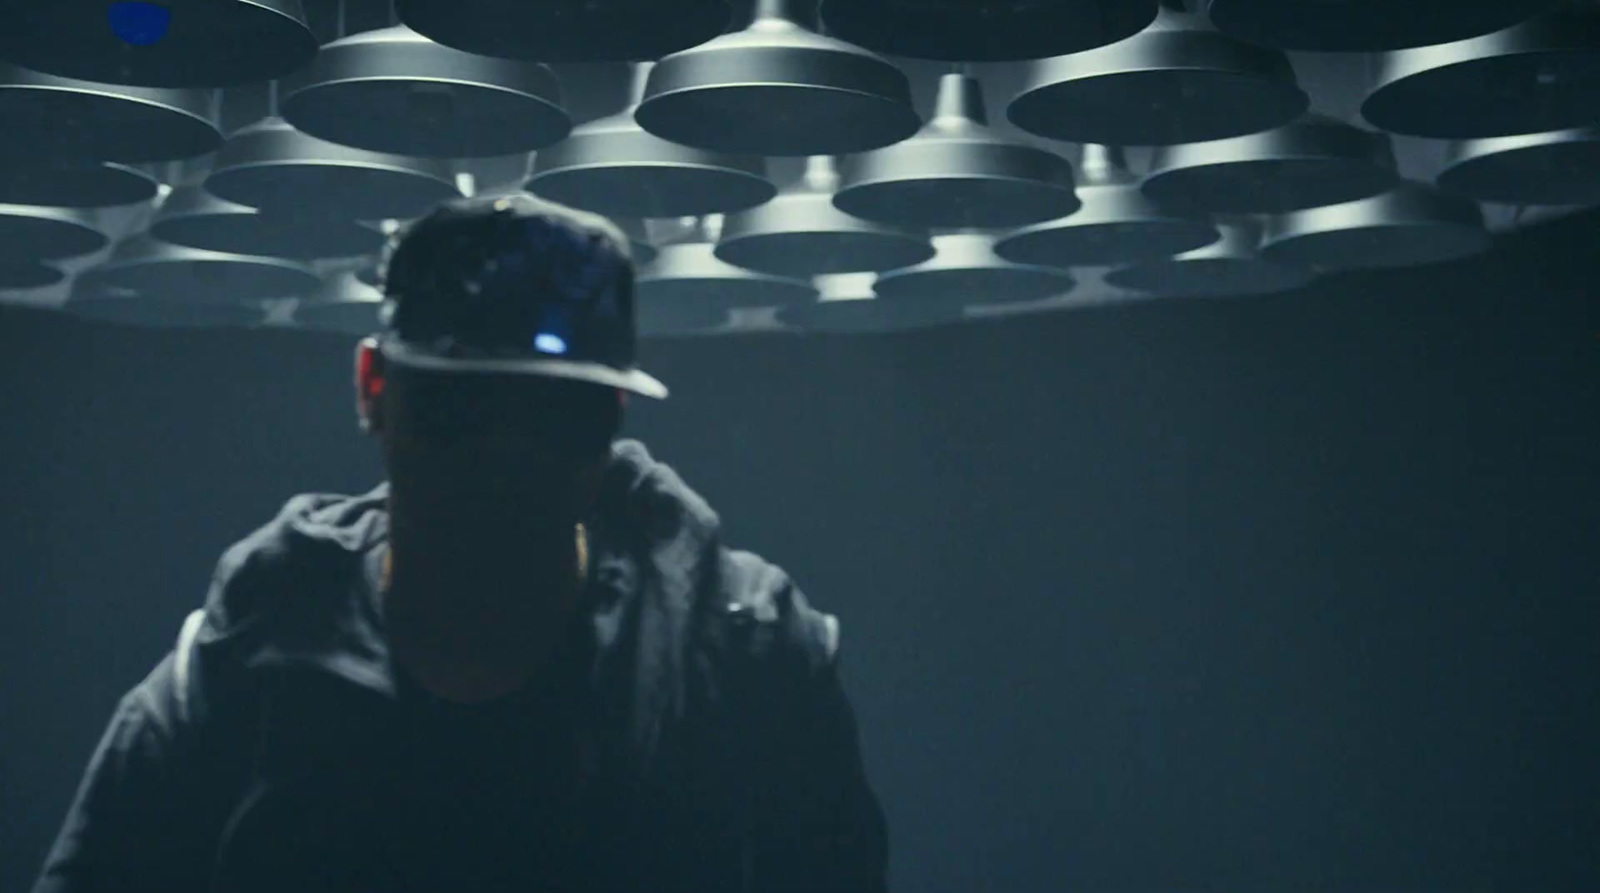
[713,546,843,669]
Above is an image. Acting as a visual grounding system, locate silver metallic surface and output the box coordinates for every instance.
[282,26,571,158]
[1105,221,1314,296]
[150,184,387,260]
[78,234,322,304]
[819,0,1158,62]
[995,145,1218,267]
[0,0,317,88]
[1205,0,1556,52]
[1363,9,1600,138]
[635,0,921,156]
[873,232,1075,305]
[1006,8,1307,146]
[779,271,965,333]
[0,161,159,209]
[293,271,385,336]
[1142,114,1400,215]
[835,73,1079,229]
[717,156,934,276]
[528,63,775,219]
[396,0,732,63]
[1260,183,1490,270]
[206,117,460,221]
[0,260,64,290]
[0,65,223,164]
[1439,128,1600,205]
[0,204,111,261]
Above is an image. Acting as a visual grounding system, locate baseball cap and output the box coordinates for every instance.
[375,192,668,400]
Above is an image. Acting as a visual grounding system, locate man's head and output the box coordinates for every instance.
[352,193,668,533]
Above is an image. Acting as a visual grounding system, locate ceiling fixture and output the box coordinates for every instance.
[834,72,1079,229]
[0,261,64,290]
[873,232,1076,307]
[636,215,817,336]
[396,0,732,63]
[1438,128,1600,206]
[1104,220,1314,297]
[778,271,964,334]
[0,204,111,262]
[150,184,388,260]
[0,161,160,208]
[0,64,223,164]
[281,25,570,159]
[294,271,385,336]
[66,282,267,329]
[1258,182,1490,270]
[635,0,921,156]
[1362,8,1600,139]
[1007,6,1307,147]
[1205,0,1557,52]
[206,115,460,222]
[76,234,322,304]
[818,0,1157,62]
[994,144,1218,268]
[715,155,934,276]
[0,0,317,88]
[1141,113,1400,215]
[527,62,775,219]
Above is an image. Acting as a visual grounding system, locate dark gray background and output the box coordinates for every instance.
[3,210,1597,893]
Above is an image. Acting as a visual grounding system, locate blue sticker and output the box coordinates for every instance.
[108,2,172,46]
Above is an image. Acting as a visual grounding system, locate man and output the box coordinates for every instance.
[31,194,889,893]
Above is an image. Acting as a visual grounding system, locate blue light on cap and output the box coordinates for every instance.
[534,332,569,355]
[108,2,172,46]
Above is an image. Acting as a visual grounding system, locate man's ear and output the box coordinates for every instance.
[355,337,387,435]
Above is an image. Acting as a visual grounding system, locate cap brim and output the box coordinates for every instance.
[380,338,669,399]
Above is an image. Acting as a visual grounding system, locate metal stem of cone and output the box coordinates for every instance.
[634,0,921,157]
[294,271,386,336]
[0,161,160,209]
[1103,220,1315,297]
[395,0,732,63]
[281,25,571,159]
[0,65,223,165]
[994,144,1220,267]
[0,204,111,262]
[872,232,1076,306]
[778,271,964,334]
[716,155,935,276]
[1205,0,1558,52]
[637,214,818,335]
[1362,8,1600,139]
[1006,6,1308,146]
[205,116,460,221]
[818,0,1158,62]
[527,62,775,219]
[150,183,388,260]
[0,0,318,88]
[1439,128,1600,206]
[1259,183,1490,271]
[1141,114,1401,215]
[833,73,1079,229]
[78,234,323,304]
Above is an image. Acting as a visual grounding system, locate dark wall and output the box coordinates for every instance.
[3,215,1597,893]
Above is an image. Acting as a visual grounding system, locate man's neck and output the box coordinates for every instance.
[378,522,589,703]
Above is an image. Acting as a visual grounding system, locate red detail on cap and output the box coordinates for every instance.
[358,345,385,398]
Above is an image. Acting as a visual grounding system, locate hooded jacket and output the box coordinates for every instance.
[31,439,888,893]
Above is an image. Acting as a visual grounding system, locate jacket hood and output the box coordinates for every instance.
[192,438,730,697]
